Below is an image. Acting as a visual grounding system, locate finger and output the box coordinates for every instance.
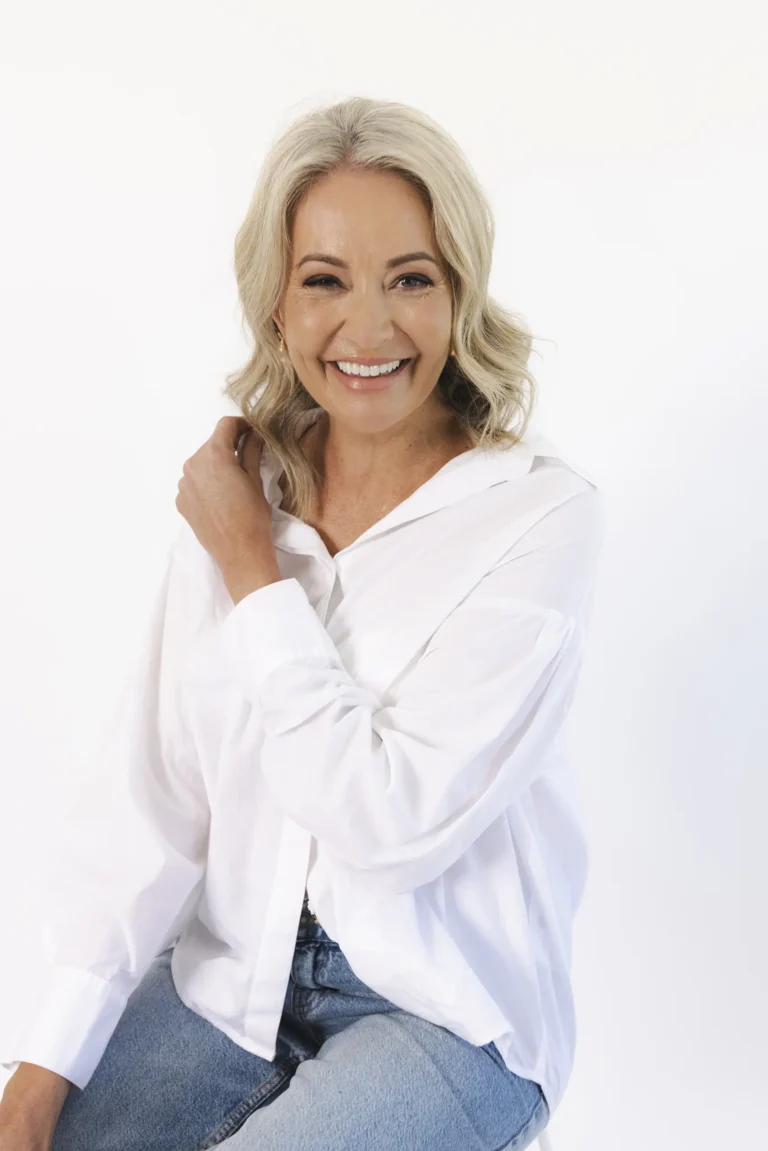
[235,426,252,468]
[214,415,251,451]
[241,430,265,476]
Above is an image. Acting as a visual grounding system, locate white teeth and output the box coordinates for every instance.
[334,360,403,378]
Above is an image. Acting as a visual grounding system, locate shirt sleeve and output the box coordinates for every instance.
[0,524,210,1091]
[219,486,606,895]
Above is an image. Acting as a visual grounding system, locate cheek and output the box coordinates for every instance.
[297,310,332,342]
[285,294,339,339]
[403,295,452,341]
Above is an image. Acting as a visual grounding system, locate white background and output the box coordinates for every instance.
[1,2,766,1148]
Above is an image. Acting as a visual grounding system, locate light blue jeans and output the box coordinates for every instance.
[52,895,550,1150]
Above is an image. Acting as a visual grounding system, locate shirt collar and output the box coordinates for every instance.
[259,407,596,559]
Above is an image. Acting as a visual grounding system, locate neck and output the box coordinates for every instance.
[309,401,470,493]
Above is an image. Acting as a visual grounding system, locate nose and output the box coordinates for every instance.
[338,281,399,351]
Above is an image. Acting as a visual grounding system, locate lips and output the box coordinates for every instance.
[326,359,412,392]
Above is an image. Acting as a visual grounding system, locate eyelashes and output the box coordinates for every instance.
[302,274,434,291]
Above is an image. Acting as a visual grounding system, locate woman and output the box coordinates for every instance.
[0,96,604,1150]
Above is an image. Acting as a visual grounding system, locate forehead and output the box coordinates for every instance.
[292,168,435,254]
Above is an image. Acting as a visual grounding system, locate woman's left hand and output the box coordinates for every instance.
[175,416,276,581]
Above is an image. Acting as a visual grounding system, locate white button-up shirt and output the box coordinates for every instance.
[1,409,605,1117]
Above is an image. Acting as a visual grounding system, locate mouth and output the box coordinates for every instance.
[325,359,413,392]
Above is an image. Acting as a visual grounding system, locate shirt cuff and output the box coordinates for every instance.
[0,966,131,1091]
[219,577,342,694]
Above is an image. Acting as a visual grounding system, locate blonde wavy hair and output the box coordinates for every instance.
[222,95,539,522]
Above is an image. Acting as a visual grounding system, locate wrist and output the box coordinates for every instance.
[221,551,282,606]
[4,1063,72,1108]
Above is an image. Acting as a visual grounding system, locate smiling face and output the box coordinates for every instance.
[272,166,455,438]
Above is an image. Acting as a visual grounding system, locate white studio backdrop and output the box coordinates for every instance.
[0,3,766,1148]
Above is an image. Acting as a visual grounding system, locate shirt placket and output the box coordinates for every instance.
[303,558,339,926]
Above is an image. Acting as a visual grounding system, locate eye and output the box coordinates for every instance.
[302,274,434,290]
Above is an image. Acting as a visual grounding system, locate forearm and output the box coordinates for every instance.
[1,1062,73,1127]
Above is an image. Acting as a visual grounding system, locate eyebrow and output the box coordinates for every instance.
[294,250,440,271]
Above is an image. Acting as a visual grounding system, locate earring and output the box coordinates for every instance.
[279,333,285,354]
